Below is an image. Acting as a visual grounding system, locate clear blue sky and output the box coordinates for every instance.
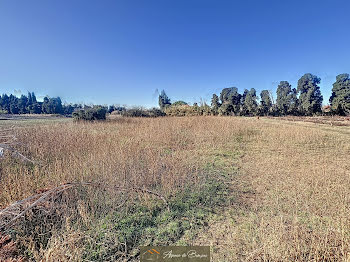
[0,0,349,107]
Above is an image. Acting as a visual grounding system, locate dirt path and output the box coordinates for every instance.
[194,118,350,261]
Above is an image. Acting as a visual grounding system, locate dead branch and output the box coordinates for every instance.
[11,150,38,165]
[0,184,75,229]
[0,182,170,230]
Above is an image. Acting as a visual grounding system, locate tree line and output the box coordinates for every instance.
[0,90,132,120]
[0,92,82,115]
[1,73,349,118]
[159,73,350,116]
[0,92,116,117]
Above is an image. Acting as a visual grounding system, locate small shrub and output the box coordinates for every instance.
[121,108,149,117]
[72,107,107,121]
[121,107,165,117]
[165,104,212,116]
[148,108,166,117]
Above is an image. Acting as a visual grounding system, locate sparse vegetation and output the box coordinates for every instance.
[1,115,350,261]
[0,117,241,261]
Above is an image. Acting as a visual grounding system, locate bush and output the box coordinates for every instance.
[165,104,212,116]
[108,106,126,114]
[148,108,166,117]
[72,107,107,121]
[121,107,165,118]
[121,108,149,117]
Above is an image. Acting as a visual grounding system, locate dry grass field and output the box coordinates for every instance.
[0,116,350,261]
[196,117,350,261]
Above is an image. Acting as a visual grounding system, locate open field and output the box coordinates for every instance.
[0,115,70,128]
[0,116,350,261]
[268,116,350,127]
[195,117,350,261]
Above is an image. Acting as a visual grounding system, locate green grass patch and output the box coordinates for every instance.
[82,172,234,261]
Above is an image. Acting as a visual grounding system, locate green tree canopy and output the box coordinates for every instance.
[172,100,188,106]
[0,94,10,113]
[297,73,323,115]
[9,94,19,114]
[243,88,258,116]
[210,94,220,115]
[259,90,272,115]
[276,81,298,115]
[18,95,28,114]
[240,89,249,115]
[42,97,63,114]
[329,74,350,115]
[219,87,241,115]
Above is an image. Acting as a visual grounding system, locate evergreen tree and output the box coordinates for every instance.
[243,88,258,116]
[220,88,232,103]
[158,90,171,110]
[288,88,298,115]
[31,92,37,103]
[276,81,298,115]
[18,95,28,114]
[27,92,32,107]
[329,74,350,115]
[51,97,63,114]
[259,90,272,116]
[42,96,63,114]
[297,73,323,116]
[219,87,241,115]
[218,103,234,116]
[42,97,50,114]
[230,87,242,114]
[30,102,42,114]
[28,92,41,114]
[62,104,75,115]
[211,94,220,115]
[240,89,249,115]
[0,94,10,113]
[9,95,19,114]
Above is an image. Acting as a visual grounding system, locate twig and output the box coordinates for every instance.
[11,150,38,165]
[1,184,74,229]
[4,191,53,228]
[0,182,170,230]
[126,186,170,211]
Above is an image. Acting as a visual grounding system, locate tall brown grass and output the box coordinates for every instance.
[2,116,350,261]
[195,118,350,261]
[0,117,248,261]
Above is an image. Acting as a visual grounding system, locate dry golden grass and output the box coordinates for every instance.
[0,117,245,204]
[1,116,350,261]
[195,117,350,261]
[0,117,248,261]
